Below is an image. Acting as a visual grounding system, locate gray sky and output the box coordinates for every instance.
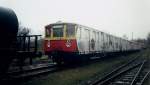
[1,0,150,39]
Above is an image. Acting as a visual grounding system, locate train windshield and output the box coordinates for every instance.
[66,24,75,37]
[52,25,64,37]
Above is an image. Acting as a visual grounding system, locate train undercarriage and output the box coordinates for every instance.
[47,50,140,65]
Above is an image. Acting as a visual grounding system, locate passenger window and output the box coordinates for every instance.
[93,31,96,39]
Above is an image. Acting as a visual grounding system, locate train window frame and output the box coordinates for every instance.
[66,24,75,38]
[93,31,96,40]
[45,27,51,37]
[80,26,82,39]
[52,24,64,38]
[77,27,81,39]
[79,28,81,39]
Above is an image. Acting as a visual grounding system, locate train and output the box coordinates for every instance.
[44,22,142,64]
[0,7,18,77]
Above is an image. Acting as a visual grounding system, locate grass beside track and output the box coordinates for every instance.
[21,51,144,85]
[144,73,150,85]
[143,49,150,85]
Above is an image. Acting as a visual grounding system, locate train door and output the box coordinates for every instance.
[101,32,104,52]
[85,29,90,53]
[96,32,99,52]
[99,32,102,52]
[97,32,100,52]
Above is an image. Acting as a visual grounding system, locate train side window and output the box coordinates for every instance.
[93,31,96,39]
[85,29,89,39]
[109,36,112,46]
[98,32,99,43]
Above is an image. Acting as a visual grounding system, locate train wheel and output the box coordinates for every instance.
[52,56,63,66]
[56,61,62,66]
[56,59,65,66]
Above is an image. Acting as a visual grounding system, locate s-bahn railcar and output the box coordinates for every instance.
[44,22,142,64]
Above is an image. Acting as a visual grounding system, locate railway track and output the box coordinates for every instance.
[2,63,58,81]
[90,56,150,85]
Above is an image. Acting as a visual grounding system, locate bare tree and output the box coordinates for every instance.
[17,22,30,36]
[18,26,30,36]
[16,23,31,51]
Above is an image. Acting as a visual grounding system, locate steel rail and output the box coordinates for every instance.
[3,64,58,81]
[130,60,146,85]
[13,66,59,78]
[90,56,139,85]
[139,70,150,85]
[8,63,56,75]
[97,61,142,85]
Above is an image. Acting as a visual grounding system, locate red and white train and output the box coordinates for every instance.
[44,22,142,64]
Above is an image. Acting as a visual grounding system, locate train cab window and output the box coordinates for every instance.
[66,24,75,37]
[52,25,64,37]
[45,28,51,37]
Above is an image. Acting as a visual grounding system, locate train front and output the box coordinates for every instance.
[44,23,78,64]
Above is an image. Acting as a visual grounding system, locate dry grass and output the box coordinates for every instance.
[22,51,143,85]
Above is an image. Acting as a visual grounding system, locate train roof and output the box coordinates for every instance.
[45,22,141,44]
[45,22,77,27]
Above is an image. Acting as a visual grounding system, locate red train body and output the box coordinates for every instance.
[44,39,77,53]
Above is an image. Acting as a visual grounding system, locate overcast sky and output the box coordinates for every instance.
[1,0,150,39]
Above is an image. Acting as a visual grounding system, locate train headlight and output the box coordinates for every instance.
[47,40,50,48]
[66,40,71,47]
